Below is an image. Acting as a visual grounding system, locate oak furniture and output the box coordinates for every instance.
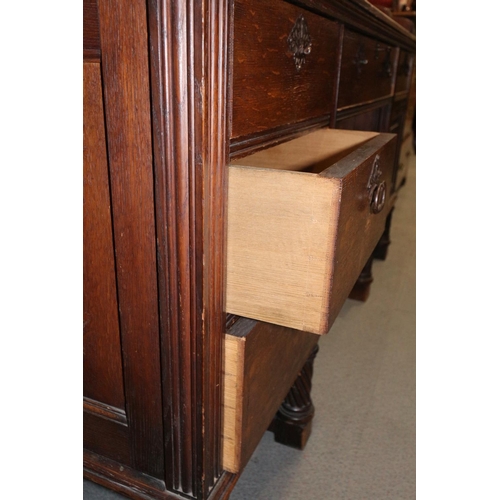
[83,0,415,498]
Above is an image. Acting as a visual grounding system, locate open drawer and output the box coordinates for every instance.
[226,128,397,335]
[223,318,318,473]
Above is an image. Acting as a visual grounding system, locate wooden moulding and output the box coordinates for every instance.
[222,318,318,473]
[226,128,396,335]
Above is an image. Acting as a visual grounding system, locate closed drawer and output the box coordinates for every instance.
[395,50,414,93]
[223,318,318,473]
[231,0,340,140]
[338,29,397,109]
[227,128,397,334]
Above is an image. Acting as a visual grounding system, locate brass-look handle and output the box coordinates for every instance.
[367,154,386,214]
[369,181,386,214]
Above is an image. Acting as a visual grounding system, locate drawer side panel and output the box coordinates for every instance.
[227,167,339,334]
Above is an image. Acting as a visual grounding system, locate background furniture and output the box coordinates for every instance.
[83,1,415,498]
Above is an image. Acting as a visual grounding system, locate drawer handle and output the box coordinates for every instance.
[402,53,412,77]
[367,155,386,214]
[383,49,393,78]
[288,15,312,71]
[353,45,368,75]
[370,181,386,214]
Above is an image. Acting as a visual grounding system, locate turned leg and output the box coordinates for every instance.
[268,344,319,450]
[373,208,394,261]
[348,252,374,302]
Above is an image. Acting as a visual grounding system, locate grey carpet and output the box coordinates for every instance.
[84,152,416,500]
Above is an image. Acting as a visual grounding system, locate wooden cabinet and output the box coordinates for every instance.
[83,1,415,498]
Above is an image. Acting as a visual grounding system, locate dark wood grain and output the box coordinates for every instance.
[97,0,164,479]
[287,0,416,51]
[395,50,414,93]
[231,0,340,140]
[147,0,229,496]
[337,28,397,109]
[348,252,375,301]
[324,134,397,324]
[83,0,100,59]
[84,449,239,500]
[227,318,319,471]
[83,62,125,411]
[373,207,394,260]
[336,102,392,133]
[83,412,131,468]
[83,0,415,497]
[84,397,127,425]
[269,344,319,449]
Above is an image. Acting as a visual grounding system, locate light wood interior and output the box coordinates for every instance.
[222,334,245,473]
[231,128,378,173]
[227,165,338,334]
[227,130,393,334]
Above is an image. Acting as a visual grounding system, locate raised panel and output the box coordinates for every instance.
[83,62,125,410]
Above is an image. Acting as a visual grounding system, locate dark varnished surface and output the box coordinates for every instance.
[83,0,415,498]
[337,28,397,109]
[326,134,397,324]
[147,0,229,496]
[336,100,392,134]
[231,0,340,140]
[89,0,164,479]
[83,63,125,411]
[228,318,319,471]
[395,49,414,93]
[83,0,100,59]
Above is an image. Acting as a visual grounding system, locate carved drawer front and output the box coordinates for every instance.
[223,318,318,473]
[395,50,414,93]
[227,128,397,334]
[337,29,397,109]
[231,0,340,141]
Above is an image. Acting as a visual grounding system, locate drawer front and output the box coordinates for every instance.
[223,318,318,473]
[231,0,340,140]
[338,29,397,109]
[395,50,414,93]
[227,129,397,334]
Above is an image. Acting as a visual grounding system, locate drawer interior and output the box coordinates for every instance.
[226,128,396,334]
[231,129,378,173]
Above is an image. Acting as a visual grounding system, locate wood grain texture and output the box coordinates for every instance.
[83,62,125,411]
[395,49,414,93]
[227,129,390,334]
[337,28,397,110]
[327,134,397,322]
[287,0,416,51]
[84,397,127,425]
[84,449,239,500]
[222,319,318,473]
[222,334,245,473]
[147,0,229,496]
[231,0,340,140]
[84,411,131,468]
[83,0,100,59]
[97,0,164,479]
